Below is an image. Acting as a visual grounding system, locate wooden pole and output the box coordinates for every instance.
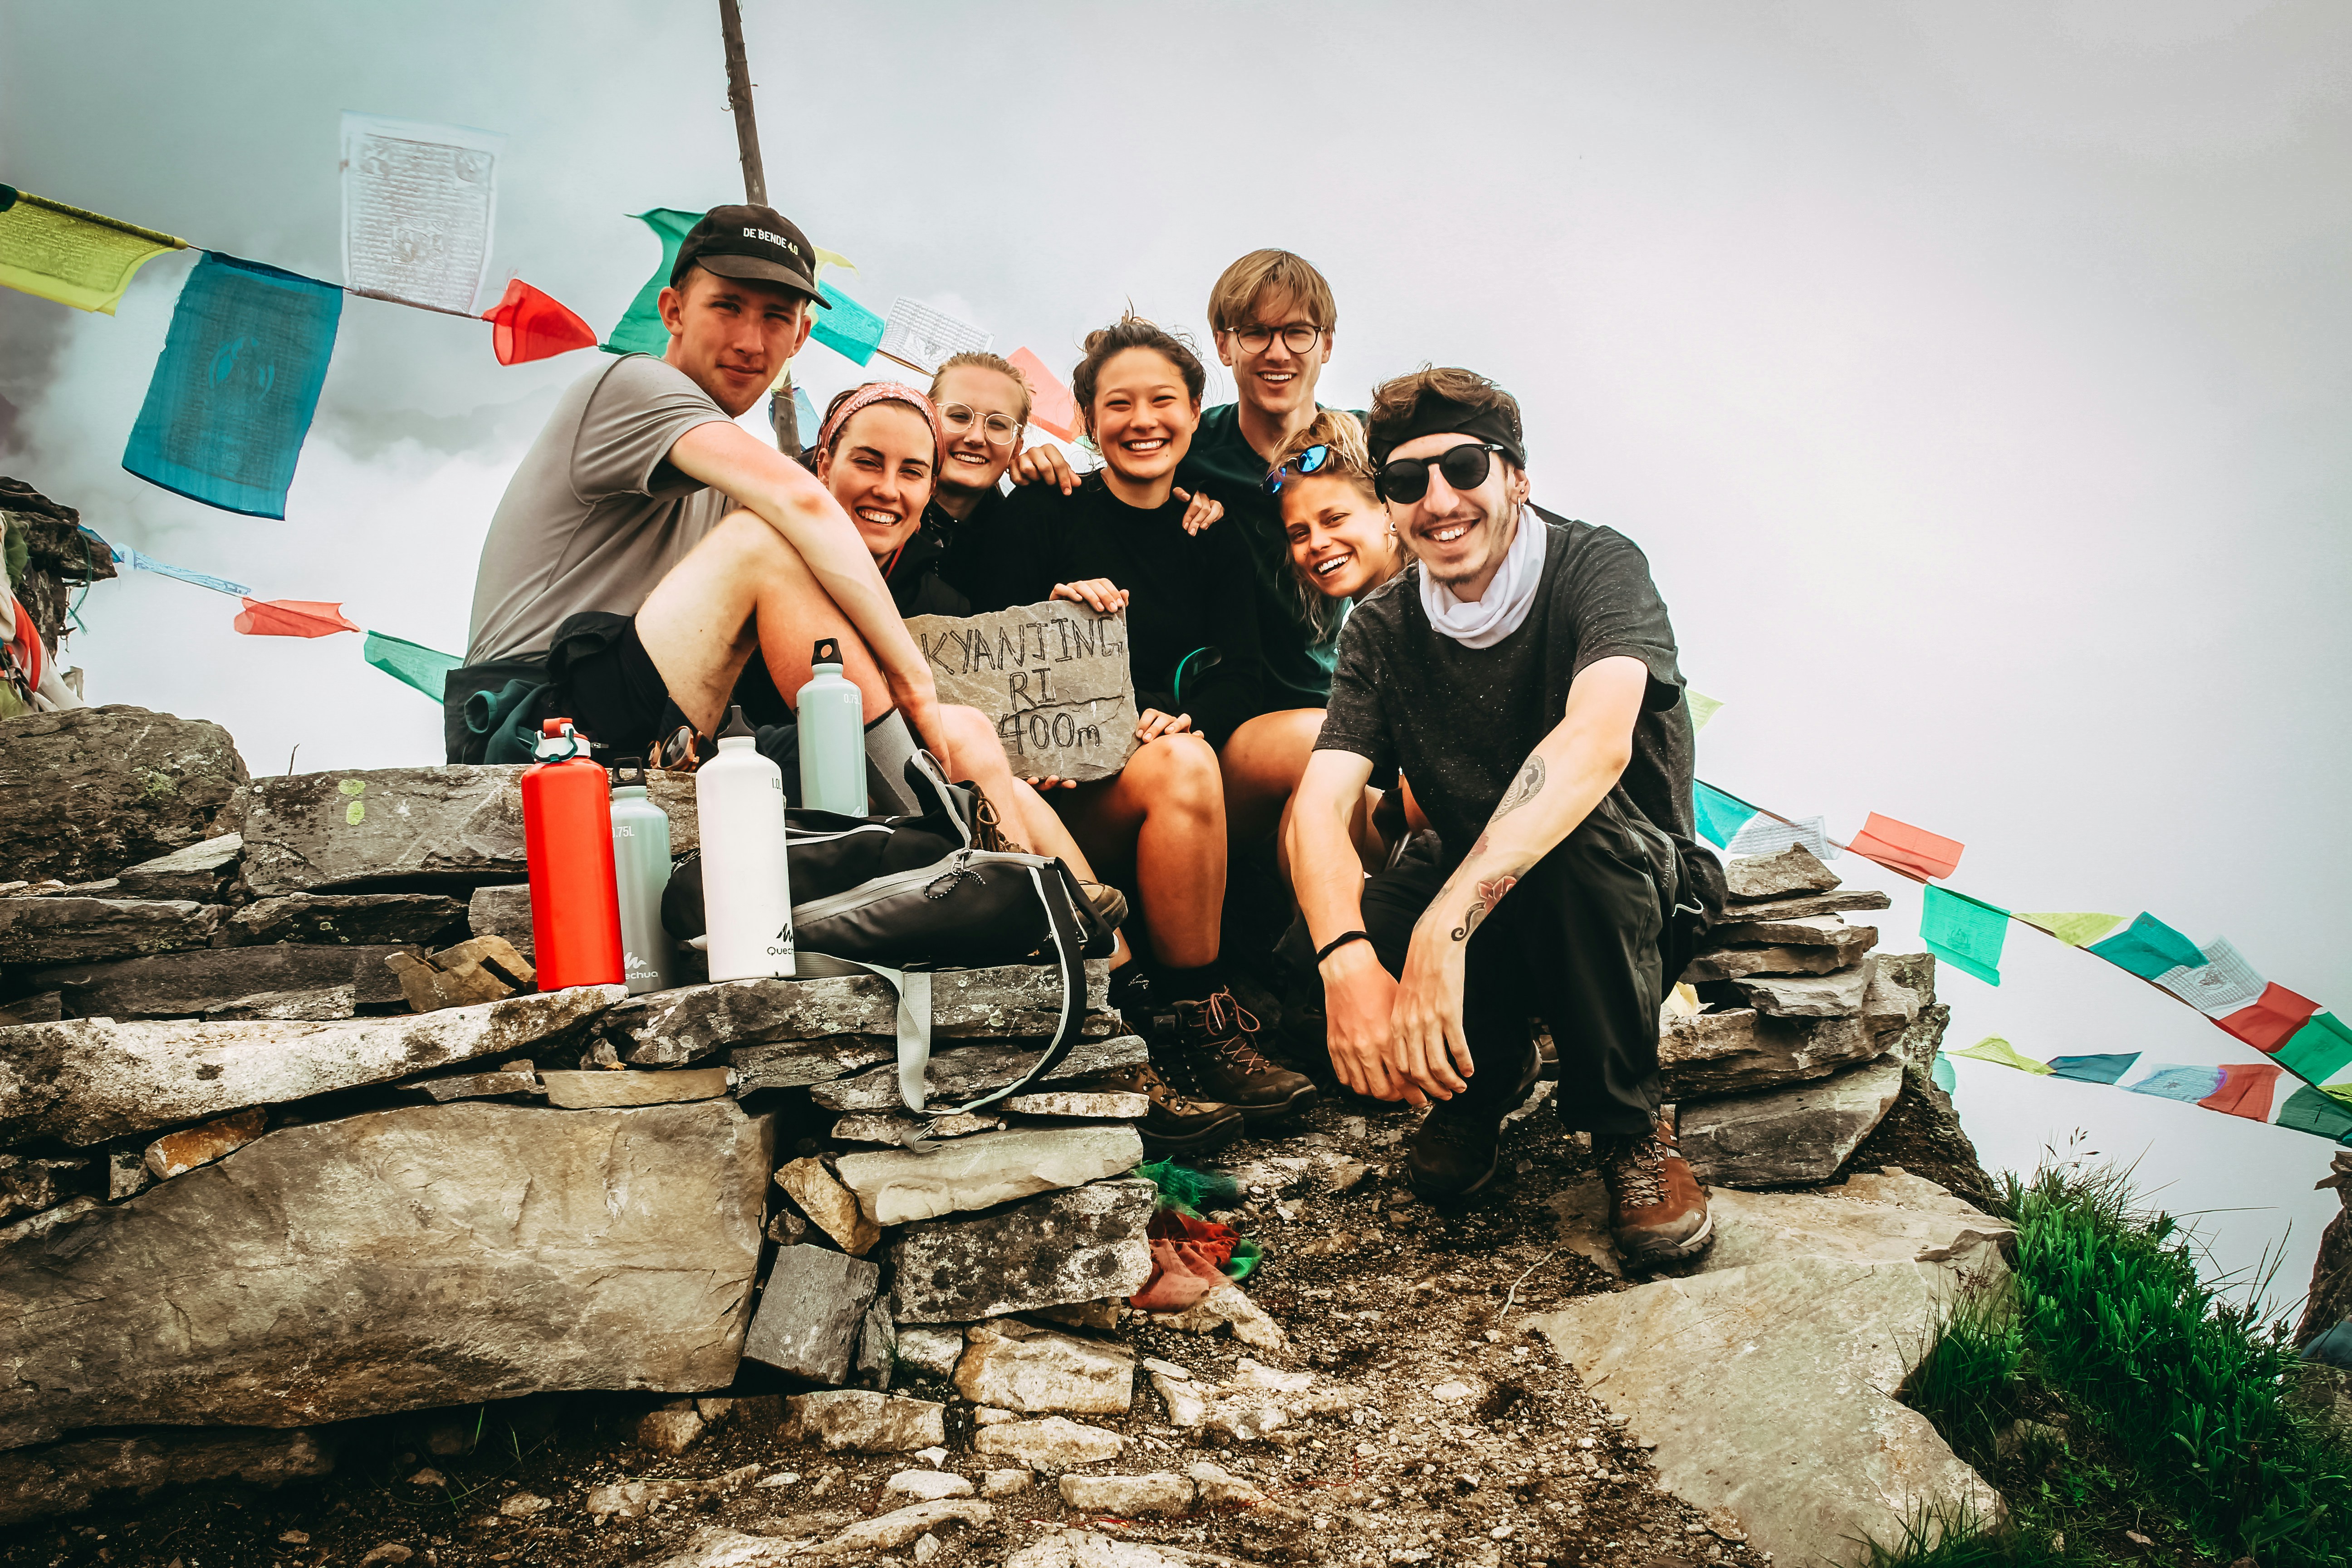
[717,0,801,455]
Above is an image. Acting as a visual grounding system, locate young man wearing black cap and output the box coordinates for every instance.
[1282,367,1725,1270]
[458,206,1079,852]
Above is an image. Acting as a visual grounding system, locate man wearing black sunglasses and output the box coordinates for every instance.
[1285,367,1724,1270]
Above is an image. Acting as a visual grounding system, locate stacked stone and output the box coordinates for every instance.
[1662,843,1950,1187]
[0,705,1156,1521]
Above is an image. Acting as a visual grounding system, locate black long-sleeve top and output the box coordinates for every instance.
[946,475,1268,748]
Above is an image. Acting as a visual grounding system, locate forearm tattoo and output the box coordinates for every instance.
[1449,758,1549,941]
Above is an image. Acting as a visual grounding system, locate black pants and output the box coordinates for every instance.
[1313,792,1671,1136]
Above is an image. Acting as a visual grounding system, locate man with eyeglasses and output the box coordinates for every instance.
[1284,367,1725,1271]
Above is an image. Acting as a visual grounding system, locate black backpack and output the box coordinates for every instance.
[661,751,1114,1139]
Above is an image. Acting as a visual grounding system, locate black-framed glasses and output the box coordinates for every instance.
[1375,442,1508,505]
[1229,322,1323,357]
[938,402,1020,447]
[1263,444,1331,495]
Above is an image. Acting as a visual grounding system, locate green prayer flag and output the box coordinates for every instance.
[1686,688,1723,733]
[2087,912,2205,980]
[2279,1011,2352,1086]
[1923,885,2009,986]
[602,208,701,358]
[363,631,462,702]
[2015,911,2126,948]
[2276,1084,2352,1142]
[1692,781,1759,850]
[810,280,885,366]
[1952,1036,2052,1074]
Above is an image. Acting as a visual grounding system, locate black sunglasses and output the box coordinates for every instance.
[1262,444,1331,495]
[1375,441,1508,505]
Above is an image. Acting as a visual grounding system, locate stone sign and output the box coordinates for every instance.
[905,602,1139,784]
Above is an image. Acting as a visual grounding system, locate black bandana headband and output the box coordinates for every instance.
[1367,391,1526,470]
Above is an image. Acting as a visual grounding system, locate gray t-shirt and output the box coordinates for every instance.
[465,354,737,663]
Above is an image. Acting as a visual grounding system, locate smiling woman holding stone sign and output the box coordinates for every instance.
[955,315,1315,1128]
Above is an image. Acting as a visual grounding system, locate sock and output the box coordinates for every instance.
[862,709,921,817]
[1155,960,1223,1008]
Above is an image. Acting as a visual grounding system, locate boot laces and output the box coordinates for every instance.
[1135,1061,1208,1116]
[1175,990,1272,1069]
[1604,1135,1671,1210]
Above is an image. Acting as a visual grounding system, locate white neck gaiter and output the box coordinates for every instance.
[1418,505,1548,648]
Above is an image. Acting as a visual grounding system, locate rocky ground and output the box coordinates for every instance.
[0,1077,1831,1568]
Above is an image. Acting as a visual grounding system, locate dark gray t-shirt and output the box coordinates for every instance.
[465,354,737,663]
[1315,508,1694,862]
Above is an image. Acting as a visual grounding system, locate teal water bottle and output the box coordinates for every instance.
[797,637,867,815]
[608,760,676,995]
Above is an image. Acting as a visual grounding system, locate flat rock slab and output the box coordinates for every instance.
[1878,952,1938,1009]
[832,1110,1004,1145]
[226,892,468,949]
[782,1390,946,1452]
[0,897,221,965]
[1727,962,1871,1018]
[607,960,1113,1069]
[1661,1009,1886,1101]
[0,1098,773,1448]
[1003,1090,1148,1120]
[1705,913,1878,952]
[743,1245,881,1386]
[542,1067,729,1107]
[1678,1053,1905,1187]
[1723,844,1840,902]
[956,1318,1135,1414]
[112,833,242,901]
[892,1178,1155,1323]
[836,1125,1144,1225]
[0,705,247,886]
[812,1034,1149,1113]
[1683,944,1861,982]
[0,983,622,1145]
[1717,888,1891,923]
[468,883,533,958]
[0,1427,333,1527]
[29,942,411,1020]
[972,1416,1123,1469]
[242,766,700,895]
[1525,1253,2004,1567]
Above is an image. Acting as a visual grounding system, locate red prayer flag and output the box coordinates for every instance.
[2215,983,2321,1052]
[1009,346,1081,441]
[1845,812,1965,881]
[2197,1061,2284,1122]
[482,278,599,367]
[233,598,361,638]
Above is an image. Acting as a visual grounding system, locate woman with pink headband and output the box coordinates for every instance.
[807,382,971,617]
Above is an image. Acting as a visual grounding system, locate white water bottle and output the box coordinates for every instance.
[695,705,794,981]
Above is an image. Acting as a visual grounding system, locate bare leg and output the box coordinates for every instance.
[635,510,893,735]
[1219,708,1327,849]
[1053,733,1225,968]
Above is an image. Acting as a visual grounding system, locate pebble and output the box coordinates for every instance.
[914,1534,942,1564]
[498,1491,550,1517]
[358,1548,412,1567]
[756,1470,800,1489]
[407,1467,445,1486]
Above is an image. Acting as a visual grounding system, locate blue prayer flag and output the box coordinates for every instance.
[795,385,820,446]
[2047,1053,2140,1085]
[2124,1064,2225,1103]
[2087,912,2205,981]
[128,549,250,598]
[1922,884,2009,986]
[811,280,885,366]
[121,254,342,519]
[1693,781,1760,850]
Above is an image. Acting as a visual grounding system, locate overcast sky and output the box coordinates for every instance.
[4,1,2346,1307]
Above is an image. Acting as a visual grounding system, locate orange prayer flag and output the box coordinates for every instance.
[2197,1061,2284,1122]
[233,598,361,638]
[2215,983,2321,1053]
[483,278,599,366]
[1845,812,1964,881]
[1009,346,1081,441]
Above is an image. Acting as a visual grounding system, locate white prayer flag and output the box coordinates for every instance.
[339,112,505,314]
[2155,938,2267,1018]
[880,296,992,375]
[1725,813,1842,861]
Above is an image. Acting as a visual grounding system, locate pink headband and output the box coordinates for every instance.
[818,382,946,466]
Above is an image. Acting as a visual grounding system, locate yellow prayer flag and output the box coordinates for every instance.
[1686,688,1723,733]
[0,190,185,315]
[815,246,857,277]
[2014,911,2127,948]
[1952,1036,2053,1075]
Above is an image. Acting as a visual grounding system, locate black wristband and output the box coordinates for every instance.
[1314,930,1372,965]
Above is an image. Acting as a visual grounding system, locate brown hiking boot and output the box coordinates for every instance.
[1161,988,1318,1126]
[1061,1060,1244,1157]
[1597,1115,1714,1268]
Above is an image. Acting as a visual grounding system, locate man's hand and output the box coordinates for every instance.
[1173,487,1222,535]
[1011,444,1080,493]
[1392,918,1475,1101]
[1051,579,1130,614]
[1321,942,1411,1102]
[1135,709,1192,742]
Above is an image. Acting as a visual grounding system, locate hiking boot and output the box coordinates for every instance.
[1077,881,1128,932]
[1062,1061,1243,1157]
[1406,1045,1543,1203]
[1160,988,1318,1126]
[1597,1115,1714,1268]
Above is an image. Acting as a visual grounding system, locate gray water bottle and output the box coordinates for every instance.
[608,760,676,995]
[797,637,868,815]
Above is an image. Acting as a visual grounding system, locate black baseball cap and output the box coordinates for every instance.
[669,204,829,306]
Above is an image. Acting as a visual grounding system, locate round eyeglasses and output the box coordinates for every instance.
[1263,444,1332,495]
[938,402,1020,447]
[1230,322,1324,357]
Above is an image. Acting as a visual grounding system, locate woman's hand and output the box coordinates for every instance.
[1051,579,1130,614]
[1135,709,1193,743]
[1011,444,1081,494]
[1172,486,1223,535]
[1024,774,1078,791]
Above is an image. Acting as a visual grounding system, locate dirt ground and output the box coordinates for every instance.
[5,1066,1867,1568]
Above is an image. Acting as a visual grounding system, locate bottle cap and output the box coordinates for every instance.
[611,758,648,791]
[718,704,756,740]
[813,637,841,668]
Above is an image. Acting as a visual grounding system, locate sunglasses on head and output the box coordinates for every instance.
[1374,441,1509,505]
[1263,444,1331,495]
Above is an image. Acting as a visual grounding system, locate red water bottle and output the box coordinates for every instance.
[521,718,624,990]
